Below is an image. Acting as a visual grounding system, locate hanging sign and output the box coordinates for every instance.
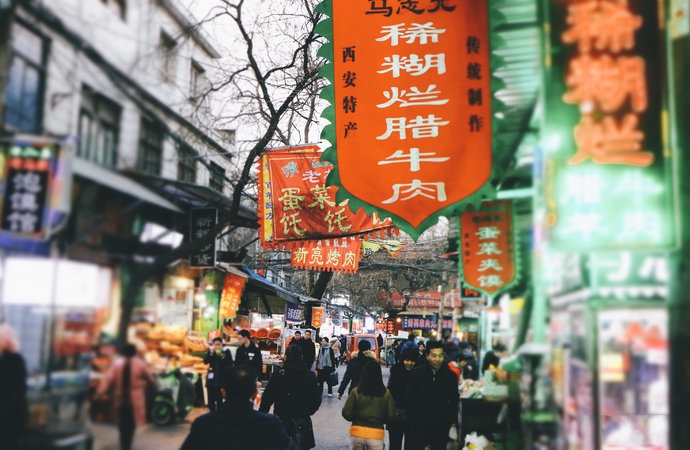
[190,208,217,268]
[258,145,396,250]
[460,200,519,298]
[290,238,362,274]
[543,0,674,250]
[0,139,58,238]
[219,272,247,319]
[311,306,324,329]
[317,0,492,239]
[285,302,305,324]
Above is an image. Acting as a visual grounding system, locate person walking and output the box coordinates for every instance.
[315,336,336,397]
[330,336,341,368]
[337,339,376,399]
[97,343,156,450]
[405,340,459,450]
[387,348,418,450]
[0,323,28,450]
[203,337,233,411]
[235,329,264,375]
[181,366,299,450]
[342,360,395,450]
[259,344,322,449]
[300,329,316,371]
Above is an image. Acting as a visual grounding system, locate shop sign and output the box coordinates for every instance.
[543,0,675,250]
[190,208,217,268]
[219,272,247,319]
[0,140,57,238]
[460,200,519,298]
[285,302,305,323]
[291,238,361,274]
[401,314,453,330]
[317,0,492,239]
[258,145,396,250]
[311,306,324,328]
[591,251,669,299]
[406,291,441,308]
[460,282,482,301]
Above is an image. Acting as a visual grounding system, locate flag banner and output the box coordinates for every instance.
[311,306,324,328]
[219,272,247,319]
[460,200,520,298]
[258,145,397,249]
[316,0,494,239]
[290,238,362,274]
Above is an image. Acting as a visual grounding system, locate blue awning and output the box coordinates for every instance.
[236,265,310,304]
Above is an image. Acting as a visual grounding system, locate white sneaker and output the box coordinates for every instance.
[328,393,333,397]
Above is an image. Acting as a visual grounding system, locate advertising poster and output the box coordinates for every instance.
[598,308,668,449]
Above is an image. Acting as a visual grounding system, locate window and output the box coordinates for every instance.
[190,60,205,100]
[3,22,46,133]
[78,86,121,167]
[159,31,176,83]
[138,118,164,175]
[177,143,197,183]
[209,161,224,192]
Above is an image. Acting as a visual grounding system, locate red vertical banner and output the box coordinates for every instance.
[320,0,492,238]
[460,200,519,298]
[311,306,324,329]
[219,272,247,319]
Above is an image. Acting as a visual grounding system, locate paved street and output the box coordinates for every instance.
[92,364,389,450]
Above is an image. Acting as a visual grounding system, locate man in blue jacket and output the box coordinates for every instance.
[181,366,298,450]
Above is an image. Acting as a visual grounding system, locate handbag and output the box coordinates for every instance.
[328,370,339,387]
[289,416,316,449]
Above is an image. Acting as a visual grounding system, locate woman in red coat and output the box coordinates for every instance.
[97,343,156,450]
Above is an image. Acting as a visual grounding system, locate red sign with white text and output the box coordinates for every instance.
[291,239,362,274]
[461,200,517,298]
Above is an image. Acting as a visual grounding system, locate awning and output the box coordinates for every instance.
[72,158,183,213]
[238,265,305,304]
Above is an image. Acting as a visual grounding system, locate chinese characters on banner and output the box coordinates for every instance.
[257,145,396,249]
[219,272,247,319]
[0,142,55,237]
[460,200,518,298]
[322,0,492,238]
[190,208,217,268]
[544,0,673,250]
[291,239,361,273]
[311,306,324,328]
[285,302,305,323]
[402,315,453,330]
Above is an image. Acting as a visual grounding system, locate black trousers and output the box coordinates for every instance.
[406,423,451,450]
[118,405,136,450]
[207,386,224,411]
[387,421,411,450]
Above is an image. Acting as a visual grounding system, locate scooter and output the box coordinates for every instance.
[151,367,198,425]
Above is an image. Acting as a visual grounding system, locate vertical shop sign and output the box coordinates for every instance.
[543,0,674,250]
[460,200,519,298]
[0,141,56,237]
[311,306,324,329]
[190,208,217,268]
[318,0,492,239]
[219,272,246,319]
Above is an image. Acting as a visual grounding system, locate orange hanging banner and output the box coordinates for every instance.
[257,145,396,249]
[219,272,247,319]
[460,200,519,298]
[291,239,362,274]
[320,0,493,239]
[311,306,324,329]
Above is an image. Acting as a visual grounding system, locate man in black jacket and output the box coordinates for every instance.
[337,339,374,399]
[203,337,233,411]
[405,340,459,450]
[235,329,264,376]
[181,366,298,450]
[300,329,316,371]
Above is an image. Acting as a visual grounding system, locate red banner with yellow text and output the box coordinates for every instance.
[311,306,324,329]
[460,200,519,298]
[258,145,396,250]
[291,239,362,274]
[219,272,247,319]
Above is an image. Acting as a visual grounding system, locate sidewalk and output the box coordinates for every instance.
[91,408,204,450]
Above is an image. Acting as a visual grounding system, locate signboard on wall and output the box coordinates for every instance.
[190,208,217,268]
